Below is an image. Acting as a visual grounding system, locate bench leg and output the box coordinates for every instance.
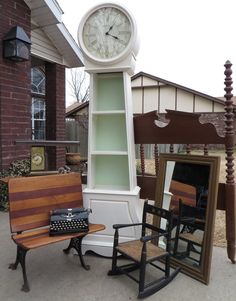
[9,245,21,270]
[63,238,74,254]
[63,237,90,270]
[9,246,30,292]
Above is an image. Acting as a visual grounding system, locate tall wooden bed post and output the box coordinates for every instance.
[224,60,236,264]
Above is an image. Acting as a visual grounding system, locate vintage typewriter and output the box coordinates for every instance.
[49,207,90,235]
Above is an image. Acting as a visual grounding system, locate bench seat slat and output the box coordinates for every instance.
[12,223,105,250]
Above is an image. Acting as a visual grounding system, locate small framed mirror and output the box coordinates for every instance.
[155,153,220,284]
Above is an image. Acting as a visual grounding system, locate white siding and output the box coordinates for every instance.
[213,102,225,112]
[176,90,193,112]
[142,77,157,86]
[195,96,213,112]
[31,28,63,64]
[131,74,226,115]
[132,88,143,114]
[144,87,158,113]
[159,86,176,113]
[132,77,142,87]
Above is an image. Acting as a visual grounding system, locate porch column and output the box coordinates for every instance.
[45,62,66,170]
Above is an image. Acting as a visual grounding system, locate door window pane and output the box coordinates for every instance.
[31,66,46,140]
[31,98,46,140]
[31,67,45,94]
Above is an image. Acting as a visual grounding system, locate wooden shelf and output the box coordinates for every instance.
[92,110,125,115]
[91,151,128,155]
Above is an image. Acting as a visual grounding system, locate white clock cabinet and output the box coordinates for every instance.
[83,71,142,256]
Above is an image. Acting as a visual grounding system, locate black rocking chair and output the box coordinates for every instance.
[108,200,180,299]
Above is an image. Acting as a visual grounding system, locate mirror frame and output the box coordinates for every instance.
[155,153,220,284]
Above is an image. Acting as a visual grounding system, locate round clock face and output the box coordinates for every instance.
[32,154,43,166]
[79,5,133,63]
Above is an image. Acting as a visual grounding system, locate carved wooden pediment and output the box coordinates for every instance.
[133,110,225,144]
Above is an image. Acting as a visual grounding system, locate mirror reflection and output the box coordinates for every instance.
[166,161,209,268]
[155,154,220,284]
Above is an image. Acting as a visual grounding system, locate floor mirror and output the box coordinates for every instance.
[154,153,220,284]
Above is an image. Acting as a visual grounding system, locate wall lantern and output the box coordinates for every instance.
[3,26,31,62]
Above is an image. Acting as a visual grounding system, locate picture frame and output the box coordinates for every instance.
[30,146,45,171]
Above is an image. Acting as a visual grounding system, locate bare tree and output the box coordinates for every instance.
[66,68,89,143]
[68,68,89,103]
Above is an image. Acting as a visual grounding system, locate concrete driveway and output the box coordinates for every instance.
[0,211,235,301]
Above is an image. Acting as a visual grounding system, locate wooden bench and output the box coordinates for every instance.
[8,173,105,292]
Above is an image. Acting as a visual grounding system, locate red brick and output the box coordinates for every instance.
[0,1,67,170]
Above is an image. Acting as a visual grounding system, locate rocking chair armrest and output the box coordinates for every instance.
[140,232,168,243]
[113,223,142,230]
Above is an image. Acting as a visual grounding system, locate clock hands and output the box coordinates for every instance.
[105,31,127,47]
[105,14,120,40]
[105,25,113,35]
[83,8,131,59]
[105,31,119,40]
[105,13,119,35]
[105,24,118,39]
[105,29,126,44]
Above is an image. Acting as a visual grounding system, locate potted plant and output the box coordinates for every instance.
[66,152,81,165]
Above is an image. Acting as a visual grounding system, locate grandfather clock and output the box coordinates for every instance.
[78,2,142,256]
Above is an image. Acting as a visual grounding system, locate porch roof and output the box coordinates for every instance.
[24,0,83,68]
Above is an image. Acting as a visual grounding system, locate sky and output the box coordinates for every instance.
[57,0,236,105]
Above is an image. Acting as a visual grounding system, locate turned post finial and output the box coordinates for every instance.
[224,60,233,99]
[224,60,234,184]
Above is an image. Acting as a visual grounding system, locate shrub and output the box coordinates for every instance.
[0,158,31,211]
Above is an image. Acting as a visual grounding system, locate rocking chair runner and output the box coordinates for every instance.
[108,200,180,299]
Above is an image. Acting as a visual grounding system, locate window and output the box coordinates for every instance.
[31,67,45,94]
[31,67,46,140]
[31,98,45,139]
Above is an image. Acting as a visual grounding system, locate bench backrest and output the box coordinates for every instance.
[8,173,83,233]
[169,180,196,213]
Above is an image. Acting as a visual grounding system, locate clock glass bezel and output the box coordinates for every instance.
[78,3,136,64]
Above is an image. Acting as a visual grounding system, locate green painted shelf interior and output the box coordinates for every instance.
[94,114,127,151]
[95,73,125,111]
[93,155,129,188]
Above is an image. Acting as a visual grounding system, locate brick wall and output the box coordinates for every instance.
[0,1,67,171]
[0,0,31,169]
